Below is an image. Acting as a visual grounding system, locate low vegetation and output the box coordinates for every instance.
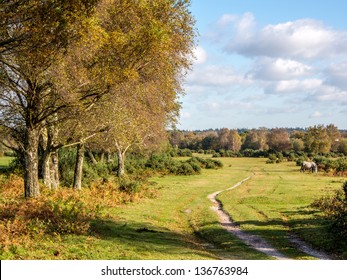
[311,181,347,243]
[1,156,346,259]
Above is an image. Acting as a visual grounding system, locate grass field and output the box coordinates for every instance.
[218,159,345,259]
[0,156,345,259]
[0,157,13,170]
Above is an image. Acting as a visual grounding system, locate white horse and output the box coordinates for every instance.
[301,161,317,173]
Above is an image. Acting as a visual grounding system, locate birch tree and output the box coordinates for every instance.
[0,0,100,197]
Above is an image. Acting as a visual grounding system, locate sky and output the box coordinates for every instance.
[178,0,347,130]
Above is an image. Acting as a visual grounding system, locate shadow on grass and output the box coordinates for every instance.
[193,220,271,260]
[231,209,346,259]
[89,218,216,259]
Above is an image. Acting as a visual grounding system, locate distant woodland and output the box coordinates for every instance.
[169,124,347,155]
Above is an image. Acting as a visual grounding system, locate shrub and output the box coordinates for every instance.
[145,153,174,173]
[177,149,193,157]
[188,162,202,174]
[336,158,347,173]
[118,179,142,194]
[212,152,221,158]
[287,152,297,162]
[269,154,277,161]
[175,162,195,175]
[187,157,223,169]
[311,181,347,239]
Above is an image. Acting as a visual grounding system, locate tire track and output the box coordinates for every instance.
[208,175,331,260]
[208,176,290,260]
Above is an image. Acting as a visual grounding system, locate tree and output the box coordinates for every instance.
[90,0,195,177]
[304,125,331,154]
[0,0,100,197]
[338,139,347,155]
[58,0,196,180]
[267,128,291,152]
[326,124,341,152]
[241,128,269,151]
[217,128,241,151]
[218,128,231,150]
[292,138,305,152]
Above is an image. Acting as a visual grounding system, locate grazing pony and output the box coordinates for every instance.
[301,161,317,173]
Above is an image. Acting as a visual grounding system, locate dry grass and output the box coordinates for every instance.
[0,174,158,255]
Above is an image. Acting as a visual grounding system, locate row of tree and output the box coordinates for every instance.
[169,125,347,155]
[0,0,196,197]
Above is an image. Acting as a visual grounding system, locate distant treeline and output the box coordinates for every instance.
[169,124,347,156]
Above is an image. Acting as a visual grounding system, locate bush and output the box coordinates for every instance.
[241,149,269,158]
[145,153,174,173]
[287,152,297,162]
[336,158,347,173]
[311,181,347,239]
[187,157,223,169]
[177,149,193,157]
[118,179,142,194]
[175,162,195,175]
[188,162,202,174]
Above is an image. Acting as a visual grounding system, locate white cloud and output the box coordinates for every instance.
[217,14,237,27]
[193,46,208,64]
[187,64,252,88]
[266,78,323,94]
[314,85,347,104]
[200,100,253,111]
[181,13,347,130]
[180,111,191,119]
[225,14,347,59]
[325,61,347,91]
[310,111,323,118]
[249,58,313,81]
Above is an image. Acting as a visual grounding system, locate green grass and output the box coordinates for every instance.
[218,158,344,259]
[1,157,345,259]
[0,157,13,170]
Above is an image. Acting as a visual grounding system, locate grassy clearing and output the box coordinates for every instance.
[218,158,345,259]
[1,156,344,259]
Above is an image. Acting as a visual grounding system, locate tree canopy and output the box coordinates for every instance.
[0,0,196,197]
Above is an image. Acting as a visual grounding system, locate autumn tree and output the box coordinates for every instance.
[241,128,269,151]
[217,128,241,151]
[291,138,305,152]
[267,128,291,152]
[94,0,195,177]
[338,139,347,155]
[218,128,230,150]
[326,124,341,152]
[304,125,331,154]
[228,130,242,152]
[0,0,100,197]
[57,0,196,182]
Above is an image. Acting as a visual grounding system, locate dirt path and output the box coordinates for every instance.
[208,176,330,260]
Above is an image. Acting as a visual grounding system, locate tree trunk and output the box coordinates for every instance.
[73,143,84,190]
[87,150,97,165]
[106,151,112,163]
[42,150,52,189]
[117,149,125,177]
[100,152,105,163]
[24,127,40,198]
[50,151,59,190]
[41,118,60,189]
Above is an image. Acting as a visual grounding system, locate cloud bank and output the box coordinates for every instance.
[181,13,347,129]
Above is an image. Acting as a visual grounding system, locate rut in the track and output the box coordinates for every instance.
[208,176,330,260]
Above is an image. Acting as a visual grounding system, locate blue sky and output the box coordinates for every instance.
[178,0,347,130]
